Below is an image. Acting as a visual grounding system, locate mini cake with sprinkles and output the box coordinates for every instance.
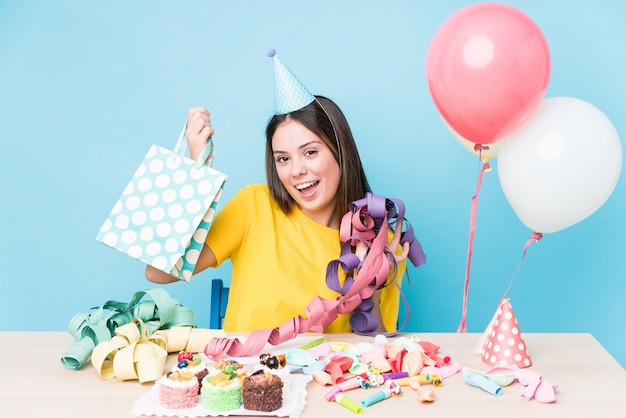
[210,359,245,376]
[201,365,244,412]
[254,352,291,395]
[173,351,208,394]
[242,370,283,412]
[158,369,199,409]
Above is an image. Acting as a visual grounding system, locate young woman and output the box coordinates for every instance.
[146,96,414,333]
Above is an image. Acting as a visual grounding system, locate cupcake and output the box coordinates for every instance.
[158,370,199,409]
[173,351,208,394]
[201,366,244,412]
[242,370,283,412]
[254,353,291,395]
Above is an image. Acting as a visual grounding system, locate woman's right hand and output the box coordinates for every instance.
[186,107,215,161]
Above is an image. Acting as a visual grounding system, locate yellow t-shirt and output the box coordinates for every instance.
[205,184,406,332]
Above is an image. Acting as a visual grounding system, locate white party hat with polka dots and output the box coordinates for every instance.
[479,298,532,368]
[267,48,315,115]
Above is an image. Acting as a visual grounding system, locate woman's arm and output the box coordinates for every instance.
[145,265,180,283]
[144,107,217,284]
[145,243,218,283]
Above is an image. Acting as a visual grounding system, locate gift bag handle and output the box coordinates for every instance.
[171,122,215,169]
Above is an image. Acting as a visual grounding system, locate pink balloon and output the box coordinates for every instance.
[426,2,551,144]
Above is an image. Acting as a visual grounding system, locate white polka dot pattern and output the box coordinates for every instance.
[96,145,227,282]
[480,298,533,368]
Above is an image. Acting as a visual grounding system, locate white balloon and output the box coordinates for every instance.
[498,97,622,233]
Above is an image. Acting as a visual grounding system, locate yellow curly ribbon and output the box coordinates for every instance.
[91,319,224,383]
[152,326,223,353]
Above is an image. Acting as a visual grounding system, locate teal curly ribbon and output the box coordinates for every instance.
[60,288,194,370]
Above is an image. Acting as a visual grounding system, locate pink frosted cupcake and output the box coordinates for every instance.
[158,370,199,409]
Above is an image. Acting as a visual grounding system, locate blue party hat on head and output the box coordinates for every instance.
[267,48,315,115]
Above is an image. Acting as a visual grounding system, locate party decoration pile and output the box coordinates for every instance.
[284,334,556,408]
[285,334,459,411]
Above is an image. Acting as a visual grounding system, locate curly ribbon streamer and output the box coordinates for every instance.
[61,288,195,371]
[457,150,490,333]
[204,193,426,360]
[473,232,543,354]
[90,319,224,383]
[497,232,543,304]
[152,326,224,353]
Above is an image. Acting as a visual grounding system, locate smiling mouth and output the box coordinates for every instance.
[296,181,319,191]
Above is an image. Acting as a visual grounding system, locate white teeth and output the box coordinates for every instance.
[296,181,316,190]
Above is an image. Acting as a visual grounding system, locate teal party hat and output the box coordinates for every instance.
[267,48,315,115]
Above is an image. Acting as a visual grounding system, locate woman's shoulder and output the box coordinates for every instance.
[230,183,273,209]
[235,183,270,199]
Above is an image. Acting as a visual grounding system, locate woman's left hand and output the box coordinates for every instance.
[353,219,410,272]
[387,219,410,264]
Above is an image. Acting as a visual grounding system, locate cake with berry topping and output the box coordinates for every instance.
[242,370,283,412]
[158,369,199,409]
[173,351,208,394]
[254,352,291,395]
[200,365,244,412]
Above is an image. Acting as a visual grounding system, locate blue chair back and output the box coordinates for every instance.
[210,278,229,329]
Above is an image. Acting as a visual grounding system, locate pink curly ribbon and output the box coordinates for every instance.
[204,193,426,359]
[457,149,490,333]
[497,232,543,304]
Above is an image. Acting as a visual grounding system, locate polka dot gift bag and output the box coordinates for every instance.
[96,124,227,282]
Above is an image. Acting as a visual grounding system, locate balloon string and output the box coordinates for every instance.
[497,232,543,305]
[457,150,490,333]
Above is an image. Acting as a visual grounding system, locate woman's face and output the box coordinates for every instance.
[272,119,341,227]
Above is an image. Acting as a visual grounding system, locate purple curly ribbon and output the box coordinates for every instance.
[203,193,426,359]
[327,193,426,335]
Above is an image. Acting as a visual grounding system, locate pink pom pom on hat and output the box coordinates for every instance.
[267,48,315,115]
[480,298,532,368]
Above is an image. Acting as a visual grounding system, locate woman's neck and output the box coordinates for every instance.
[300,206,339,230]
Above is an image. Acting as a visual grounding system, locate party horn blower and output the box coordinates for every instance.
[361,387,392,407]
[396,374,442,387]
[382,371,409,382]
[334,393,363,414]
[299,337,325,350]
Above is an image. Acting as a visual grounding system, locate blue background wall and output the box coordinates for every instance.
[2,1,625,368]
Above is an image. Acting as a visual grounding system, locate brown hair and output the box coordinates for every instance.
[265,96,371,225]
